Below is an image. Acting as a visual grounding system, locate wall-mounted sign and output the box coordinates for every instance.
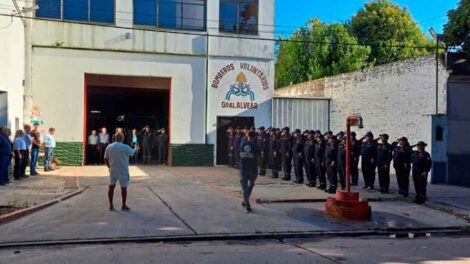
[212,62,270,110]
[31,105,44,124]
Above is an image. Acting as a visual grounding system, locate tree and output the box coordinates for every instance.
[276,19,371,88]
[350,0,432,65]
[444,0,470,55]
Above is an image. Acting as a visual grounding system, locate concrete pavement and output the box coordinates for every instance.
[0,166,468,244]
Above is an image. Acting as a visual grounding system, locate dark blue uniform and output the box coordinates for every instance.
[325,140,338,192]
[158,133,169,165]
[314,140,326,189]
[350,138,361,185]
[257,133,269,176]
[233,134,241,168]
[337,143,346,189]
[227,134,235,167]
[303,139,316,186]
[269,135,281,178]
[239,140,261,208]
[0,133,12,185]
[393,143,412,196]
[280,134,292,180]
[361,141,377,188]
[292,136,304,183]
[377,141,393,193]
[411,150,432,203]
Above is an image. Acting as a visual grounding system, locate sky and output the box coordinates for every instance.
[274,0,459,38]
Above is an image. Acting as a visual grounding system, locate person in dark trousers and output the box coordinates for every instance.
[129,129,139,165]
[239,131,260,213]
[256,127,268,176]
[140,126,153,165]
[361,132,377,190]
[87,130,99,165]
[0,127,12,185]
[303,131,316,187]
[29,123,41,176]
[350,132,361,186]
[98,127,110,165]
[227,127,235,167]
[158,128,169,165]
[269,128,281,178]
[291,129,304,184]
[13,130,26,180]
[337,137,347,190]
[233,128,242,168]
[314,133,327,190]
[325,136,338,194]
[376,134,393,193]
[22,124,32,177]
[392,137,412,197]
[411,142,432,204]
[280,127,292,181]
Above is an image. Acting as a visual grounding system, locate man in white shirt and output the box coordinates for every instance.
[43,127,56,172]
[104,133,138,211]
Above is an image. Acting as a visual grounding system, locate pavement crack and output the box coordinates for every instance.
[280,239,343,264]
[147,186,198,235]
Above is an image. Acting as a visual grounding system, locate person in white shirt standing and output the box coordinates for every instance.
[43,127,56,172]
[104,133,138,211]
[13,130,27,180]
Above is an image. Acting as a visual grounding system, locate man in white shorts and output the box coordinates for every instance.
[104,133,138,211]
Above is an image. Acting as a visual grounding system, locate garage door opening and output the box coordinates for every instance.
[84,74,171,165]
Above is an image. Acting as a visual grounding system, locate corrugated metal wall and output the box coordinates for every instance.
[272,97,330,131]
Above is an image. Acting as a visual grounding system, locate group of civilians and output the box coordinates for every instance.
[0,123,56,185]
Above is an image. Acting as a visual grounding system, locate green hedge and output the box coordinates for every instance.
[171,144,214,166]
[39,142,84,166]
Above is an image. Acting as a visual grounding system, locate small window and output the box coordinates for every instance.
[63,0,88,21]
[436,126,444,141]
[36,0,61,19]
[219,0,258,34]
[134,0,157,26]
[90,0,115,23]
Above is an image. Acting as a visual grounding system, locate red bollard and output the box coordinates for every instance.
[324,115,371,220]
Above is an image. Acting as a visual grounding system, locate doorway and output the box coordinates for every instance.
[84,74,171,165]
[216,116,254,165]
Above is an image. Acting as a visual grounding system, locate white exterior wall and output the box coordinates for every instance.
[0,0,25,131]
[275,56,449,154]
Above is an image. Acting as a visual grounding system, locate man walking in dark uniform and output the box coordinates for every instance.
[303,131,316,187]
[350,132,361,186]
[325,136,338,194]
[376,134,393,193]
[239,131,260,213]
[392,137,412,197]
[268,128,281,178]
[361,132,377,190]
[291,129,304,184]
[314,133,327,190]
[411,141,432,204]
[280,127,292,181]
[158,128,169,165]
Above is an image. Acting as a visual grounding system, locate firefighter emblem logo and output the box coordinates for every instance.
[225,72,255,102]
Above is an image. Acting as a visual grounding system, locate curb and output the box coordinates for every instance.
[0,226,467,249]
[0,187,87,225]
[257,197,399,204]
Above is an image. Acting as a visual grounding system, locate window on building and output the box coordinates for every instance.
[219,0,258,34]
[36,0,61,19]
[134,0,206,31]
[37,0,115,23]
[436,125,444,141]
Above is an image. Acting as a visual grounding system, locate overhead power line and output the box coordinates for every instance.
[0,12,445,51]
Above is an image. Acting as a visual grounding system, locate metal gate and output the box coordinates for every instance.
[272,97,330,132]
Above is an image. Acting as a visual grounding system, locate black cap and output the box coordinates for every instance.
[294,129,301,134]
[282,127,290,131]
[398,136,408,142]
[351,131,356,137]
[380,133,389,139]
[365,131,374,138]
[416,141,427,147]
[258,126,265,130]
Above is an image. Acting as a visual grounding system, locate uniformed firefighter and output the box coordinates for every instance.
[303,131,316,187]
[157,128,169,165]
[269,128,282,178]
[325,136,338,193]
[280,127,292,181]
[256,127,269,176]
[140,126,153,165]
[314,133,327,190]
[376,133,393,193]
[233,128,242,168]
[361,131,377,190]
[291,129,305,184]
[411,141,432,204]
[227,127,235,167]
[350,132,361,186]
[337,137,347,190]
[392,137,412,197]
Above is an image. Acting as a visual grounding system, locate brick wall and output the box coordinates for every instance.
[275,56,449,152]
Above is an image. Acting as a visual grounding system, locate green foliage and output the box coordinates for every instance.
[444,0,470,55]
[350,0,432,65]
[276,19,371,88]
